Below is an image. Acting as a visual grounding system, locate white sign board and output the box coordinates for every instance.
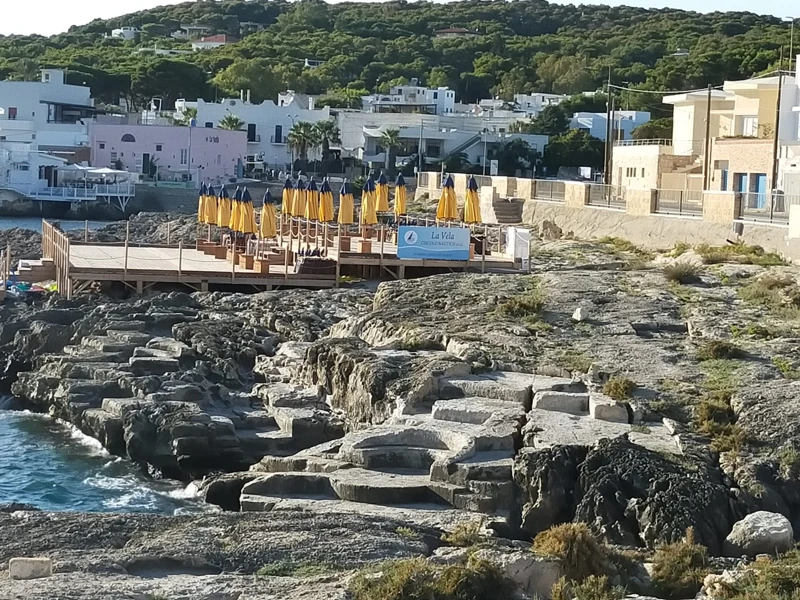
[490,160,499,176]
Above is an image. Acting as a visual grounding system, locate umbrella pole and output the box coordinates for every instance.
[207,224,211,242]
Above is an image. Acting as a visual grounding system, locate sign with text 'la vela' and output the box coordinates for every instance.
[397,226,470,261]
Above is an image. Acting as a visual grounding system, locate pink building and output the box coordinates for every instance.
[89,124,246,185]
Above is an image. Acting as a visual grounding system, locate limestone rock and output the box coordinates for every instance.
[572,307,589,322]
[589,392,629,423]
[723,511,794,557]
[9,557,53,580]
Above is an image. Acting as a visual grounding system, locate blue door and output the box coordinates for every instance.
[755,174,767,209]
[736,174,750,207]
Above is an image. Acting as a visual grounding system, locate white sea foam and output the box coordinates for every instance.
[166,482,199,499]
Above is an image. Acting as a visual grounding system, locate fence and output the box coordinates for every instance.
[654,189,703,217]
[587,184,626,210]
[737,192,800,226]
[533,180,565,202]
[42,220,71,296]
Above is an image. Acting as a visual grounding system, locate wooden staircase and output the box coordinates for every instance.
[492,198,524,224]
[15,258,56,283]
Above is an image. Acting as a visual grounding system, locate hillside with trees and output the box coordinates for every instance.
[0,0,790,115]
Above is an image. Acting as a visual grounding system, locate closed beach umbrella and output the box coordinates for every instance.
[319,178,335,222]
[464,175,481,224]
[292,178,307,217]
[217,186,232,229]
[376,171,390,212]
[260,189,277,239]
[230,186,243,232]
[338,180,355,225]
[240,187,257,234]
[305,178,320,221]
[198,182,207,223]
[436,174,458,221]
[281,176,294,215]
[204,184,218,225]
[361,176,378,225]
[393,173,407,217]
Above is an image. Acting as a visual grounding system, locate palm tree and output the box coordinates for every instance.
[313,120,341,161]
[218,112,245,131]
[287,121,319,162]
[175,107,197,127]
[378,128,402,176]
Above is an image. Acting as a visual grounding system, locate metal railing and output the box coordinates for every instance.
[587,184,626,210]
[614,138,673,147]
[654,189,703,217]
[533,180,565,202]
[3,183,135,201]
[248,135,262,143]
[270,135,285,144]
[737,192,800,226]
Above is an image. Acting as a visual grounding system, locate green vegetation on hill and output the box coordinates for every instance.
[0,0,791,115]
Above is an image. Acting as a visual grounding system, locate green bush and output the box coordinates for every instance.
[441,520,483,547]
[696,243,785,266]
[706,550,800,599]
[602,377,636,401]
[534,523,610,582]
[256,560,336,578]
[694,391,746,452]
[349,556,515,600]
[663,262,701,284]
[697,340,743,361]
[651,528,709,600]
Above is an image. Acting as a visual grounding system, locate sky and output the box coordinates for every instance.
[0,0,789,37]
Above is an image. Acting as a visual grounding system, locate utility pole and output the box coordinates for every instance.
[771,68,785,210]
[702,84,713,191]
[603,67,613,185]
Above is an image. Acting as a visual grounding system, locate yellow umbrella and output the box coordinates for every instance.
[464,175,481,224]
[393,174,407,217]
[292,179,307,217]
[260,190,277,239]
[197,183,207,223]
[338,180,355,225]
[361,177,378,225]
[216,186,232,229]
[304,178,320,221]
[436,174,458,221]
[240,187,257,235]
[376,172,390,212]
[319,178,335,222]
[281,176,294,215]
[229,186,243,232]
[204,184,218,225]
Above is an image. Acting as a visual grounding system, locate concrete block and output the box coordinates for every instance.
[589,393,629,423]
[9,557,53,580]
[531,391,589,415]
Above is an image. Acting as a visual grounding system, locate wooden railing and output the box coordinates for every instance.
[0,245,9,299]
[42,220,71,297]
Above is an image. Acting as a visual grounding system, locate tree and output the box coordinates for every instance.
[378,128,402,176]
[175,107,197,127]
[287,121,319,161]
[541,130,604,173]
[444,151,471,173]
[632,117,673,140]
[219,112,245,131]
[212,58,283,104]
[10,59,39,82]
[489,139,540,176]
[519,105,570,136]
[313,119,341,161]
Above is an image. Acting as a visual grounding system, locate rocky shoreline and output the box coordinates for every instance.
[2,229,800,598]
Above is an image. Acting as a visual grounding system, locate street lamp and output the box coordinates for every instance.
[287,113,298,177]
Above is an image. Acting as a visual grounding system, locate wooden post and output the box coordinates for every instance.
[528,230,533,274]
[231,247,236,281]
[323,223,329,256]
[178,241,183,280]
[123,229,129,279]
[379,224,385,270]
[482,224,487,274]
[285,224,292,281]
[84,220,89,242]
[64,237,71,299]
[334,223,341,288]
[496,225,502,253]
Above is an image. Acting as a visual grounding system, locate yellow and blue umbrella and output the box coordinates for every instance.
[292,178,307,217]
[319,178,335,222]
[204,184,218,225]
[260,189,277,239]
[229,186,243,232]
[393,173,407,217]
[361,176,378,225]
[338,180,355,225]
[436,174,458,221]
[464,175,481,224]
[281,176,294,215]
[198,182,207,223]
[240,187,257,235]
[376,171,390,212]
[305,177,320,221]
[217,186,232,229]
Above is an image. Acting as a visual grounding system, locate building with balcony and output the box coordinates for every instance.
[362,80,456,115]
[89,123,246,185]
[570,111,651,142]
[172,24,211,40]
[192,34,236,51]
[175,96,332,171]
[109,27,139,40]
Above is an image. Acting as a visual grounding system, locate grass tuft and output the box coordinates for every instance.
[597,236,653,259]
[697,340,744,361]
[694,390,745,452]
[496,282,546,329]
[663,262,701,284]
[533,523,610,583]
[696,243,785,266]
[602,376,636,401]
[700,549,800,600]
[441,520,483,547]
[551,575,626,600]
[256,560,337,578]
[651,528,709,600]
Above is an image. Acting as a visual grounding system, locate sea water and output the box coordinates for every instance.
[0,217,112,232]
[0,410,204,513]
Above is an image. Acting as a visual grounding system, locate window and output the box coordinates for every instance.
[8,107,16,120]
[156,144,163,151]
[99,142,105,149]
[247,123,257,142]
[121,133,136,143]
[741,116,758,137]
[180,149,188,165]
[205,122,214,128]
[274,124,283,143]
[721,170,729,191]
[433,92,438,100]
[110,152,117,161]
[640,168,645,177]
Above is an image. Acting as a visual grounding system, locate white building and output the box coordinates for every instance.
[172,24,211,40]
[175,96,332,170]
[362,80,456,115]
[570,111,651,142]
[0,69,95,162]
[110,27,139,40]
[192,35,235,51]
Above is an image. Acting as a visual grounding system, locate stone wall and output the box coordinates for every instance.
[710,138,774,192]
[133,186,198,214]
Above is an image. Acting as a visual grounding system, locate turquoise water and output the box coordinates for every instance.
[0,410,203,513]
[0,217,113,232]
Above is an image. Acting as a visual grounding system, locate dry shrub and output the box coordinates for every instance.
[602,377,636,401]
[697,340,743,361]
[534,523,610,582]
[663,261,701,284]
[651,528,709,599]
